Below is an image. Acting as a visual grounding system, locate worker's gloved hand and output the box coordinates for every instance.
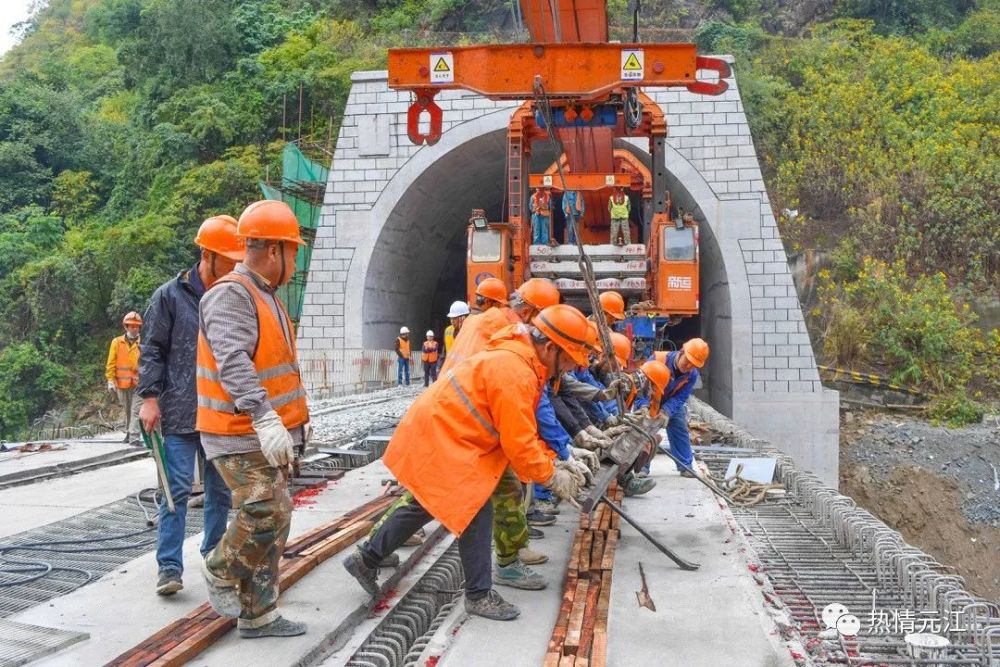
[594,378,624,401]
[570,446,601,474]
[253,410,294,468]
[567,457,595,486]
[624,408,650,425]
[585,425,612,446]
[545,464,583,500]
[106,380,116,392]
[572,430,599,451]
[554,458,588,488]
[603,414,621,427]
[604,423,630,439]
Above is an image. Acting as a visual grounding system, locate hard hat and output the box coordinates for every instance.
[195,215,246,261]
[447,301,470,318]
[610,332,631,368]
[123,311,142,326]
[515,278,560,310]
[532,304,591,366]
[237,200,306,245]
[400,326,409,335]
[653,350,669,365]
[599,291,626,321]
[586,320,603,353]
[475,277,508,304]
[639,359,672,401]
[426,330,434,338]
[682,338,709,368]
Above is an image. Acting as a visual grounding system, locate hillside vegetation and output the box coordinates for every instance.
[0,0,997,437]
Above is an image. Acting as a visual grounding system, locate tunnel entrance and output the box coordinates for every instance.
[362,130,731,408]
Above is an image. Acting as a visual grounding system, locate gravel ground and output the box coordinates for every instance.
[841,411,1000,526]
[308,385,421,445]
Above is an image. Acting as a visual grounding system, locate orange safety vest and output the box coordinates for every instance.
[422,340,439,363]
[398,337,411,360]
[531,191,551,216]
[195,273,308,435]
[112,336,139,389]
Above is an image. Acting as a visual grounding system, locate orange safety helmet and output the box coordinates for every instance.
[532,304,591,366]
[586,320,603,353]
[609,331,632,367]
[653,350,669,365]
[195,215,246,261]
[237,200,306,245]
[122,311,143,326]
[476,277,508,304]
[639,359,672,403]
[515,278,560,310]
[599,291,626,321]
[682,338,710,368]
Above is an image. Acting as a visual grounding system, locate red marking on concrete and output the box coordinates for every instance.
[424,657,440,666]
[372,588,398,613]
[292,483,328,508]
[747,563,760,572]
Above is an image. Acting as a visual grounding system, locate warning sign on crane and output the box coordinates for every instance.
[430,52,454,84]
[620,49,644,81]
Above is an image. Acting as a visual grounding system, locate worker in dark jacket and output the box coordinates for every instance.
[137,216,245,596]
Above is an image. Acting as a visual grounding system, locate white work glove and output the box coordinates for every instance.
[106,380,116,392]
[573,430,600,451]
[594,378,624,401]
[568,456,594,486]
[604,423,630,439]
[252,410,294,468]
[545,464,583,501]
[584,425,612,446]
[569,447,601,474]
[624,407,650,424]
[604,414,621,427]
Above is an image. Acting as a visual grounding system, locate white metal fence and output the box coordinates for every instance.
[299,349,428,399]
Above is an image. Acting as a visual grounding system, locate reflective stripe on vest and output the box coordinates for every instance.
[195,272,308,435]
[398,337,411,359]
[445,370,499,439]
[422,341,439,363]
[115,338,138,389]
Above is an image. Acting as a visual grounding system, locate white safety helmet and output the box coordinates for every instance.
[447,301,470,318]
[426,330,434,338]
[399,326,409,334]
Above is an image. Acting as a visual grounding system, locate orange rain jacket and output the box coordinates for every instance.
[439,307,519,375]
[383,325,556,535]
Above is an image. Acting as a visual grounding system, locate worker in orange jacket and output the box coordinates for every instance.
[344,304,592,621]
[106,312,143,445]
[472,276,507,313]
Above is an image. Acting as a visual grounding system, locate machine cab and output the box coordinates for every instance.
[651,214,699,315]
[466,209,514,304]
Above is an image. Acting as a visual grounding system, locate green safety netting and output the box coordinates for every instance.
[259,143,329,323]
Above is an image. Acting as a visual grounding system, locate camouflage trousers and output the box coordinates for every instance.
[205,451,292,625]
[369,467,529,567]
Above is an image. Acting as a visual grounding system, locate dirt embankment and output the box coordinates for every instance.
[840,413,1000,602]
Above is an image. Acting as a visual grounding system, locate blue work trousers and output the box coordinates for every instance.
[397,357,411,385]
[533,483,553,500]
[665,406,693,470]
[531,213,550,245]
[156,432,231,576]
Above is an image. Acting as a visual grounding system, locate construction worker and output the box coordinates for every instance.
[608,187,631,246]
[474,276,507,313]
[646,338,709,477]
[343,305,591,621]
[138,215,244,596]
[442,300,469,363]
[422,331,439,387]
[562,190,585,244]
[529,187,553,246]
[106,312,143,446]
[396,327,411,386]
[597,291,626,327]
[197,199,308,639]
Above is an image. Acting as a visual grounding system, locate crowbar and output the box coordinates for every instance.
[600,494,699,570]
[140,424,175,513]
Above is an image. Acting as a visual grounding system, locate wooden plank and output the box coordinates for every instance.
[298,519,371,560]
[547,573,576,653]
[578,531,593,576]
[559,655,577,667]
[543,652,563,667]
[589,531,605,575]
[600,530,618,571]
[151,618,235,667]
[590,628,608,667]
[567,529,584,576]
[579,576,601,656]
[599,504,612,531]
[278,554,318,591]
[596,571,613,623]
[574,657,590,667]
[563,579,590,655]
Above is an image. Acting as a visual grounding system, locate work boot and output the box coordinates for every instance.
[156,571,183,596]
[465,589,520,621]
[518,547,549,565]
[239,616,307,639]
[623,473,656,497]
[679,468,698,479]
[494,560,547,590]
[534,499,560,515]
[201,562,242,617]
[528,527,545,540]
[378,552,400,568]
[526,510,556,526]
[343,549,379,596]
[403,528,425,547]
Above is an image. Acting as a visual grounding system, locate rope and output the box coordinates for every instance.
[703,463,784,508]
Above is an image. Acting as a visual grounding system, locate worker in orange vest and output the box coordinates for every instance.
[608,187,631,246]
[422,330,439,386]
[344,304,591,621]
[105,312,143,446]
[529,187,553,246]
[396,327,411,386]
[196,200,309,639]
